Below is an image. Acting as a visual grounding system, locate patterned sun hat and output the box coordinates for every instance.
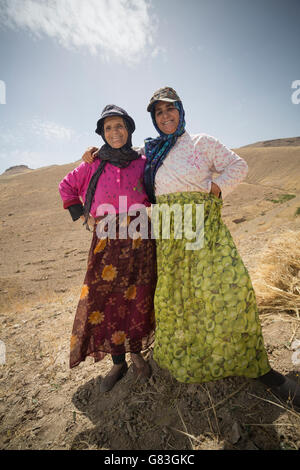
[147,86,181,112]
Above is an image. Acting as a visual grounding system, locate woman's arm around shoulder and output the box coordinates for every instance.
[82,146,99,164]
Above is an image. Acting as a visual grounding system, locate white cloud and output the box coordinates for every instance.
[31,119,74,140]
[0,118,82,173]
[0,118,75,146]
[0,149,43,172]
[151,45,167,59]
[0,0,156,63]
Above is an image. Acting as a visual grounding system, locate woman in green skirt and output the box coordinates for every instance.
[82,88,300,407]
[143,86,299,407]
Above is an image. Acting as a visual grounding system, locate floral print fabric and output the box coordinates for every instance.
[153,191,271,383]
[69,214,157,368]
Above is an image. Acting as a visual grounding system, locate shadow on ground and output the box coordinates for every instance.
[69,352,297,451]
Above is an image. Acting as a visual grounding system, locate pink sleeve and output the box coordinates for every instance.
[58,162,91,209]
[208,137,248,198]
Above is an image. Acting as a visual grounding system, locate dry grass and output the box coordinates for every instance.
[267,194,296,204]
[253,230,300,318]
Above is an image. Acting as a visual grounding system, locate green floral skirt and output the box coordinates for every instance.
[153,191,271,383]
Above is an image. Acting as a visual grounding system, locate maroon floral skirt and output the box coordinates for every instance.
[69,214,157,368]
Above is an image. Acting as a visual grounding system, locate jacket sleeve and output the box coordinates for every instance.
[208,137,248,199]
[67,204,84,221]
[58,162,90,217]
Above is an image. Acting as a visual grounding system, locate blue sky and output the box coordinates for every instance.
[0,0,299,174]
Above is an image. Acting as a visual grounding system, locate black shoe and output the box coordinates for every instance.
[270,376,300,409]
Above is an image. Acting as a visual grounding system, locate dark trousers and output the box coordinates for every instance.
[111,353,126,365]
[112,351,143,364]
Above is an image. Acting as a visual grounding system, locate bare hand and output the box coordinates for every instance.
[80,214,95,229]
[210,182,221,198]
[82,146,99,164]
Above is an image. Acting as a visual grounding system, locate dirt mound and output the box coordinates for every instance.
[0,142,300,450]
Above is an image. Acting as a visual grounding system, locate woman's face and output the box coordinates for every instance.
[103,116,128,148]
[154,100,180,135]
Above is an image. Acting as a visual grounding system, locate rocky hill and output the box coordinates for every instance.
[2,164,33,175]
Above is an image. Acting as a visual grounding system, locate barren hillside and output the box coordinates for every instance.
[0,137,299,451]
[239,136,300,148]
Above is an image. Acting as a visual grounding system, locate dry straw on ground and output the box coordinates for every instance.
[253,230,300,318]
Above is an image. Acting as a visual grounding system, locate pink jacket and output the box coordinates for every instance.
[58,156,150,217]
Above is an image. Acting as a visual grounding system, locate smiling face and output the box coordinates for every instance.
[154,100,180,135]
[103,116,128,148]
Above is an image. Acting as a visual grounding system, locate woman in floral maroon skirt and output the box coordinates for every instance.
[59,105,156,392]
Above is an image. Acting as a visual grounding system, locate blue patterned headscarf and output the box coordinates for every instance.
[143,101,186,203]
